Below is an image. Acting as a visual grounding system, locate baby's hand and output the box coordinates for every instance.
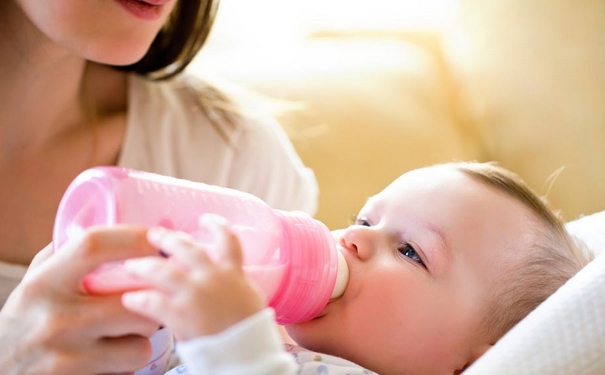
[121,215,265,342]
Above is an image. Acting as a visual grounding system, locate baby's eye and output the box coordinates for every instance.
[355,217,371,226]
[399,243,425,266]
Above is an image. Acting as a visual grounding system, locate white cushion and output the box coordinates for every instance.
[566,211,605,257]
[464,211,605,375]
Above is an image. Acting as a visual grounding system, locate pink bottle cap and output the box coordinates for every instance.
[271,210,339,324]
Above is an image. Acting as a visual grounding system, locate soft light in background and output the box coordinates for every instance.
[188,0,605,229]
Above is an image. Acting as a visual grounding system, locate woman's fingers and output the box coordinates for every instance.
[81,294,160,338]
[0,283,157,375]
[47,225,159,292]
[0,225,168,375]
[27,242,54,270]
[86,334,153,374]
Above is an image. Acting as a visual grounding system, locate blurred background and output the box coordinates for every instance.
[187,0,605,230]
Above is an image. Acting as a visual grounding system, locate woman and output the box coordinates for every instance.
[0,0,318,373]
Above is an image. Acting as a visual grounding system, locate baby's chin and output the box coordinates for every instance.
[285,300,361,360]
[285,319,328,350]
[285,318,349,359]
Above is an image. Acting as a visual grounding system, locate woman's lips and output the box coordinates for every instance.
[137,0,172,5]
[115,0,168,20]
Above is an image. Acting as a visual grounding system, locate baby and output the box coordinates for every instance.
[120,162,589,375]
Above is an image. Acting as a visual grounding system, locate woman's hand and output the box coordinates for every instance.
[121,215,266,342]
[0,225,161,375]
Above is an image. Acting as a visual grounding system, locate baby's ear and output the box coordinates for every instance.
[453,343,493,374]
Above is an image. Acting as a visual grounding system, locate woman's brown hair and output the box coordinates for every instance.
[117,0,220,80]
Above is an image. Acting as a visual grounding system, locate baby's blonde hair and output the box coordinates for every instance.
[452,162,590,343]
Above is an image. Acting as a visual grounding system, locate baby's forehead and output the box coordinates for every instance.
[382,166,478,197]
[378,165,538,246]
[397,165,467,182]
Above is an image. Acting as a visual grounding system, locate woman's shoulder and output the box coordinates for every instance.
[122,73,318,214]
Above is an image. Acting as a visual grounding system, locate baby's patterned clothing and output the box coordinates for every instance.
[163,309,375,375]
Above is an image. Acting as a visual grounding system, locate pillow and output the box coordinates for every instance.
[566,210,605,257]
[464,211,605,375]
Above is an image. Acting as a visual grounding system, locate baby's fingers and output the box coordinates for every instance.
[146,226,213,267]
[146,215,244,272]
[200,214,244,271]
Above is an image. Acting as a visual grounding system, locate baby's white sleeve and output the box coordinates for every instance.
[164,308,297,375]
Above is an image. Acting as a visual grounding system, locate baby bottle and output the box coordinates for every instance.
[53,167,349,374]
[52,168,349,370]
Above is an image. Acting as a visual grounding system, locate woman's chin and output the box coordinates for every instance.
[92,53,147,67]
[83,43,152,67]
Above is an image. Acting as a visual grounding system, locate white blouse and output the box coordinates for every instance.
[0,74,319,306]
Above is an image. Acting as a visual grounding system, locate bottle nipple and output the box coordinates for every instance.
[330,250,349,299]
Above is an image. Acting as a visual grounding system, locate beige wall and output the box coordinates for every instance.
[273,40,481,229]
[443,0,605,222]
[191,0,605,228]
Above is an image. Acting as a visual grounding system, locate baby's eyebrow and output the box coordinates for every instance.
[358,195,379,215]
[421,221,454,268]
[386,213,453,275]
[363,195,453,263]
[434,226,451,257]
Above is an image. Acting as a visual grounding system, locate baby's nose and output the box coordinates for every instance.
[338,225,377,260]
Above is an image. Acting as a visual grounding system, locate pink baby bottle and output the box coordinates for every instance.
[52,167,349,373]
[53,166,349,321]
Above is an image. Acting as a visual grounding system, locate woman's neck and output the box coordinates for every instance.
[0,1,126,159]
